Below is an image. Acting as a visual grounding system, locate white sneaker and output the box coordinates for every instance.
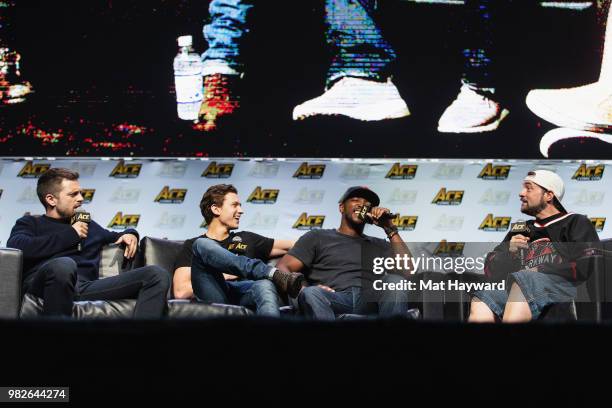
[292,76,410,121]
[437,84,509,133]
[526,82,612,133]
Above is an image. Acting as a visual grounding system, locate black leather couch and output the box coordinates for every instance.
[0,243,252,319]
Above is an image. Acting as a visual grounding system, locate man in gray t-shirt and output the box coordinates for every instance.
[277,186,413,320]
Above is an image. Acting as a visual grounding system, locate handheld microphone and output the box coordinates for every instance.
[509,219,531,262]
[355,205,397,224]
[71,210,91,251]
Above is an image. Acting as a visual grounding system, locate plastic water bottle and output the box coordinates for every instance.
[173,35,203,120]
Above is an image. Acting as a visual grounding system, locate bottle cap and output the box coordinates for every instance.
[177,35,193,47]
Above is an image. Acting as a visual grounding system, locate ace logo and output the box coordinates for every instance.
[154,186,187,204]
[202,161,234,178]
[573,164,605,181]
[109,161,142,178]
[17,161,50,178]
[108,212,140,229]
[479,214,511,232]
[478,164,511,180]
[293,163,325,179]
[590,217,606,232]
[433,240,465,257]
[293,213,325,230]
[432,188,464,205]
[392,215,418,231]
[81,189,96,204]
[247,186,279,204]
[385,163,417,180]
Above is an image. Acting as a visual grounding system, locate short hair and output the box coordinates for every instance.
[36,168,79,208]
[199,184,238,224]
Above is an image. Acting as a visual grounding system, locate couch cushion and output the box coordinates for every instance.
[168,300,253,318]
[20,293,253,319]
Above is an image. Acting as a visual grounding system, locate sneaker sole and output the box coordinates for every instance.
[526,91,612,133]
[437,109,510,134]
[293,101,410,121]
[539,127,612,158]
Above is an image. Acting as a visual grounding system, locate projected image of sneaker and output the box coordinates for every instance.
[195,73,240,132]
[292,76,410,121]
[526,82,612,133]
[437,84,509,133]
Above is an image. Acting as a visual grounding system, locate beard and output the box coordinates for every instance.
[521,197,547,217]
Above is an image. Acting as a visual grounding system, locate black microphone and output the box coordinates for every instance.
[509,219,531,263]
[355,205,397,224]
[71,210,91,251]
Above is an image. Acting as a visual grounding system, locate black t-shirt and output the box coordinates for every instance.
[288,229,391,292]
[174,231,274,272]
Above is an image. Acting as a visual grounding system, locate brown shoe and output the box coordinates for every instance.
[271,269,304,298]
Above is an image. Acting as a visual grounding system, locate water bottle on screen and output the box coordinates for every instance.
[173,35,203,120]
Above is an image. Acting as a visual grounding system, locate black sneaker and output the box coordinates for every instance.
[271,269,305,298]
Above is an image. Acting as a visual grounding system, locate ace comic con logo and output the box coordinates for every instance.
[247,187,279,204]
[479,214,511,232]
[386,163,418,180]
[154,186,187,204]
[432,188,464,205]
[17,162,50,178]
[478,164,511,180]
[293,213,325,230]
[202,162,234,178]
[109,161,142,178]
[108,212,141,230]
[293,163,326,179]
[572,164,604,181]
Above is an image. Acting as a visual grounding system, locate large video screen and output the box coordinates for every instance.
[0,0,610,158]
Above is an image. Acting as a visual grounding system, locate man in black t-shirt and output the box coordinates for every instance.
[173,184,303,317]
[276,186,414,320]
[469,170,600,323]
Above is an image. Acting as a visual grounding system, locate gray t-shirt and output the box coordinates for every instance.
[288,229,391,291]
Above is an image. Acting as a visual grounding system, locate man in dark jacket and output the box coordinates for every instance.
[7,168,170,318]
[469,170,600,323]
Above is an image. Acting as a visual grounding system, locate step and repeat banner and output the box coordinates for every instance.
[0,159,609,260]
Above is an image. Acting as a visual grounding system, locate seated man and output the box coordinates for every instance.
[469,170,600,323]
[7,168,170,318]
[276,186,414,320]
[172,184,303,317]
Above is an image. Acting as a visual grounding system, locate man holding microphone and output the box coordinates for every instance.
[469,170,600,323]
[7,168,170,318]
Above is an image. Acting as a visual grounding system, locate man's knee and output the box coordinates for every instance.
[44,257,77,284]
[298,286,327,305]
[192,237,220,260]
[468,297,496,323]
[250,279,277,295]
[141,265,171,290]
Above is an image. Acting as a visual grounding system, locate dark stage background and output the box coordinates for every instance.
[0,0,609,158]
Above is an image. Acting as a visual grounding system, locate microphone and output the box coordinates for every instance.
[509,219,531,263]
[355,205,397,224]
[71,210,91,251]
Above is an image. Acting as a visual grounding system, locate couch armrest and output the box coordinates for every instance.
[0,248,23,318]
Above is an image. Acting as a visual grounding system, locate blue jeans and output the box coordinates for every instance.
[202,0,255,75]
[191,237,281,317]
[472,270,577,320]
[298,273,409,320]
[325,0,396,86]
[462,0,496,89]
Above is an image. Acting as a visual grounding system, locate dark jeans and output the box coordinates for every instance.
[190,237,281,317]
[298,273,409,320]
[24,257,170,318]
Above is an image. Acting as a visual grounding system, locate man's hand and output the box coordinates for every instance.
[72,221,89,239]
[114,233,138,259]
[317,284,335,292]
[509,234,530,254]
[369,206,394,229]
